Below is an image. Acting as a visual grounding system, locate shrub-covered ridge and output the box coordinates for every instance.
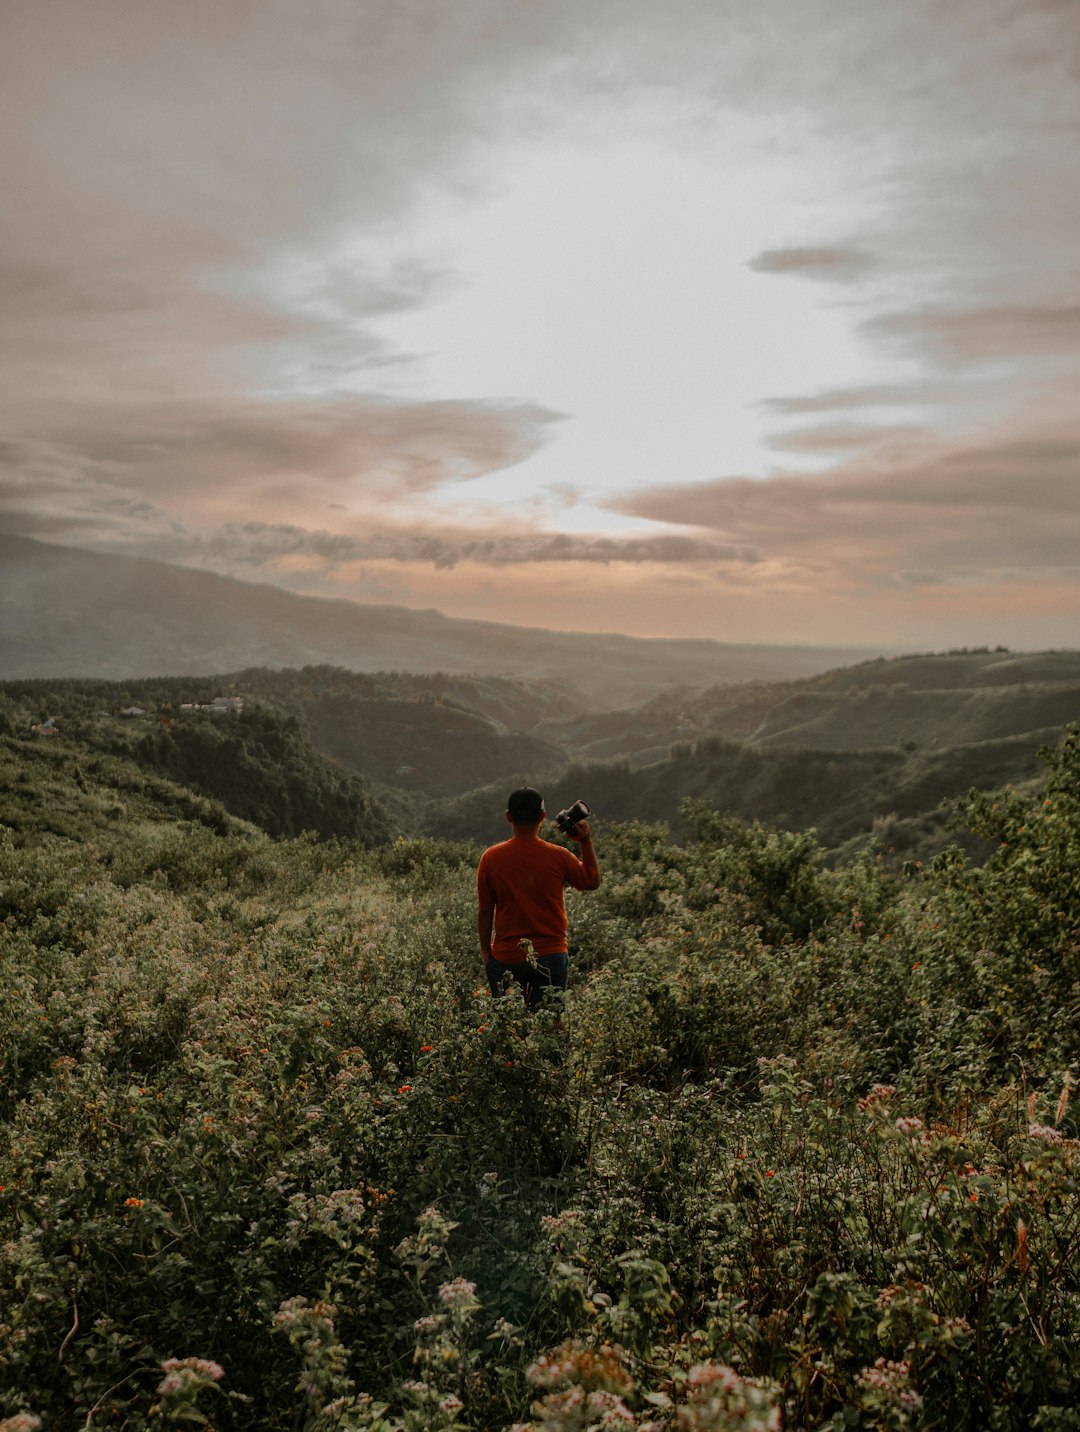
[2,731,1079,1429]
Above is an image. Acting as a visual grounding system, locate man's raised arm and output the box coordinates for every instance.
[573,819,601,890]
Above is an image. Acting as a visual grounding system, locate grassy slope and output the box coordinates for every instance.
[3,715,1080,1429]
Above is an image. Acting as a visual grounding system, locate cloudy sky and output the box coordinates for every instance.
[2,0,1079,648]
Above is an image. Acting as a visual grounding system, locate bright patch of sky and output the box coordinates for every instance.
[307,118,924,534]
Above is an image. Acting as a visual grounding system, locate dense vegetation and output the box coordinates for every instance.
[0,681,392,844]
[6,648,1080,859]
[2,696,1079,1430]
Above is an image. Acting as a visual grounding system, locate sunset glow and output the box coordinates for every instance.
[2,0,1078,647]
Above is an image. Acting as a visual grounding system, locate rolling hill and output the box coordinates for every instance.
[0,533,881,706]
[7,648,1077,861]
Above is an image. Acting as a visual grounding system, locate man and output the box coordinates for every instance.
[476,787,601,1007]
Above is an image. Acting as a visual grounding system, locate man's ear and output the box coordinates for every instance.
[505,810,513,825]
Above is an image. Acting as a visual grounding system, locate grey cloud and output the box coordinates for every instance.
[760,383,946,415]
[196,522,761,571]
[892,570,952,589]
[865,305,1080,363]
[39,393,560,497]
[748,247,875,282]
[607,427,1080,584]
[767,424,927,453]
[313,259,455,320]
[0,393,564,563]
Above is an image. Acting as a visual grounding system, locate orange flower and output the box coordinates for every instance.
[397,1084,412,1094]
[766,1169,775,1178]
[420,1044,434,1053]
[124,1197,144,1208]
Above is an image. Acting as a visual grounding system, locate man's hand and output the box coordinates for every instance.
[572,819,600,888]
[477,902,495,962]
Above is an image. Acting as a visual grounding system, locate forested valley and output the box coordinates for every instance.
[2,661,1079,1430]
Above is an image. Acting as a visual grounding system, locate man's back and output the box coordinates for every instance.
[477,834,593,961]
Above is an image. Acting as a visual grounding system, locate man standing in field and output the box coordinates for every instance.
[477,787,601,1007]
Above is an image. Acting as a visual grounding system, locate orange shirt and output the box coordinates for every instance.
[477,835,593,962]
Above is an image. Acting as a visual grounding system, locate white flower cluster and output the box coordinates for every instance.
[438,1277,478,1307]
[855,1357,923,1411]
[156,1356,226,1397]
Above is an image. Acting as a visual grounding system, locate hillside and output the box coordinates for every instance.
[5,650,1078,858]
[536,647,1080,765]
[0,683,393,845]
[3,705,1080,1429]
[0,533,880,706]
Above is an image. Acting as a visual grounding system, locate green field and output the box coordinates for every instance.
[2,684,1080,1429]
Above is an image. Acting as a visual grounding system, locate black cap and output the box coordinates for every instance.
[507,787,544,823]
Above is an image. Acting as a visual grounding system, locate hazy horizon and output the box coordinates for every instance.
[2,0,1078,652]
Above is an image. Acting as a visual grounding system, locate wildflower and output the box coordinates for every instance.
[397,1084,412,1094]
[414,1314,447,1332]
[940,1316,974,1337]
[858,1084,897,1111]
[438,1277,478,1307]
[855,1357,921,1412]
[439,1395,464,1413]
[420,1044,434,1052]
[687,1363,743,1392]
[160,1357,225,1381]
[528,1342,631,1395]
[540,1209,584,1235]
[123,1197,144,1208]
[1028,1122,1065,1143]
[157,1357,225,1398]
[679,1362,782,1430]
[766,1169,775,1178]
[1056,1074,1074,1125]
[0,1416,43,1432]
[894,1116,925,1136]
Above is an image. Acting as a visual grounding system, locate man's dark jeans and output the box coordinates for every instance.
[485,952,568,1010]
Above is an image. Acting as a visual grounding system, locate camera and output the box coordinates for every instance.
[554,798,590,835]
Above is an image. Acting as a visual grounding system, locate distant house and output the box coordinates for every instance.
[179,697,244,715]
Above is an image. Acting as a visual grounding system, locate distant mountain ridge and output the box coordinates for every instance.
[0,533,884,706]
